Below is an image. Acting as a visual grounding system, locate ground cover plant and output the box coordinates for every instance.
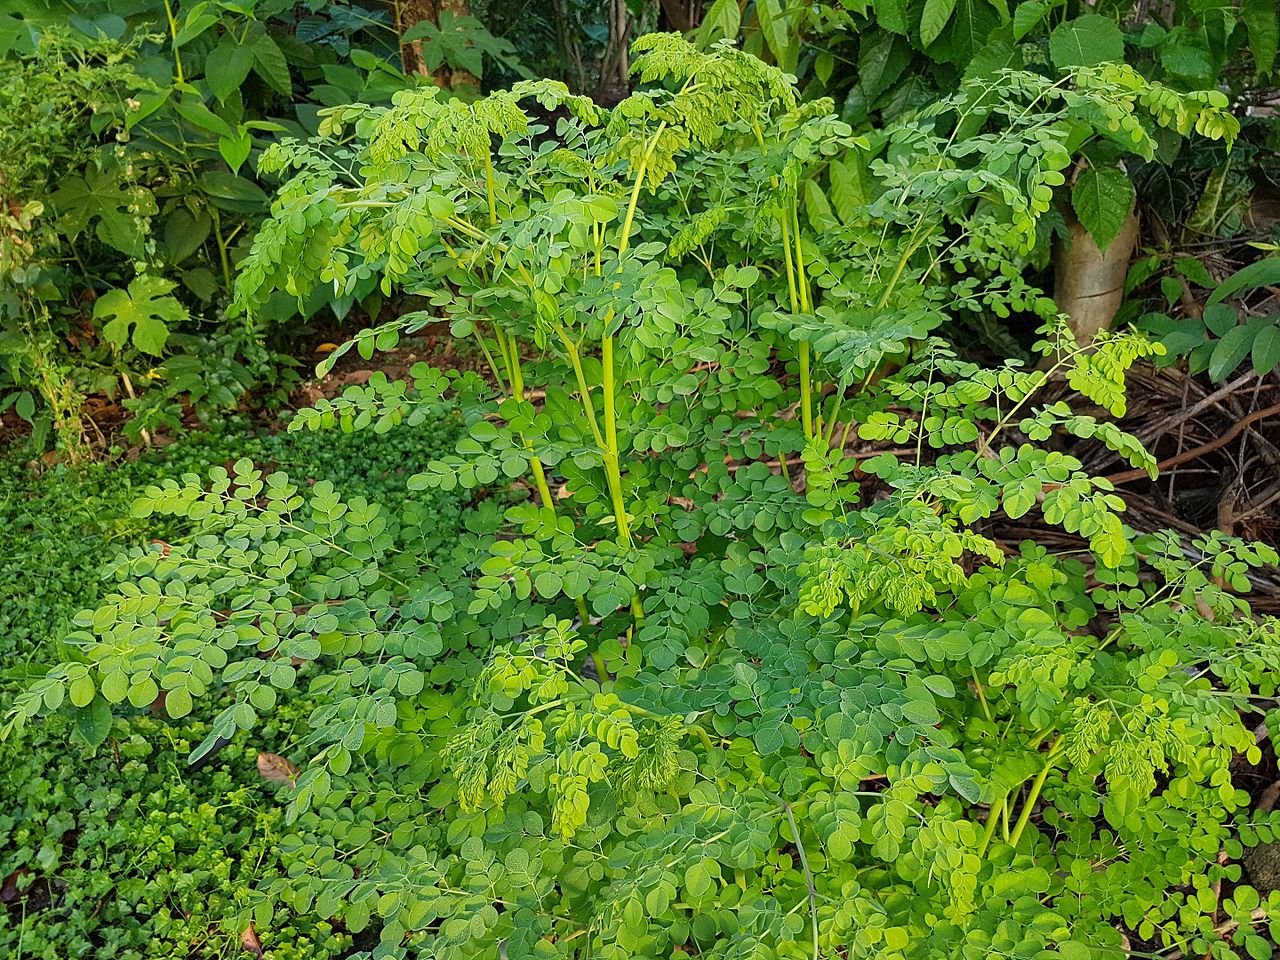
[0,411,466,958]
[9,31,1280,960]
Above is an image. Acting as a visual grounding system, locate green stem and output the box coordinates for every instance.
[799,346,813,441]
[971,668,993,723]
[162,0,184,83]
[472,324,508,395]
[1007,739,1063,848]
[781,801,820,960]
[789,198,814,442]
[976,791,1007,858]
[596,125,671,632]
[600,335,645,628]
[553,326,643,634]
[483,150,498,227]
[210,209,233,296]
[590,650,608,681]
[877,235,924,310]
[504,333,556,513]
[791,199,812,314]
[555,324,605,450]
[446,215,488,243]
[616,121,666,257]
[823,390,844,446]
[976,345,1083,457]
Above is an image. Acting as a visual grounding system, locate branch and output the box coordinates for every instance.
[1107,401,1280,484]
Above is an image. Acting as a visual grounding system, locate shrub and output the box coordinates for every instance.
[12,35,1280,960]
[0,4,423,453]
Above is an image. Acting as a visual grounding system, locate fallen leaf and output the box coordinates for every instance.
[256,751,300,787]
[241,923,264,957]
[316,342,339,353]
[0,868,31,903]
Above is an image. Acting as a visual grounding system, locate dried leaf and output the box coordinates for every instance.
[241,923,264,957]
[256,751,299,786]
[0,868,31,903]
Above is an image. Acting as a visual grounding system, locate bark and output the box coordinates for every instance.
[552,0,587,92]
[596,0,636,104]
[659,0,703,32]
[1053,203,1141,345]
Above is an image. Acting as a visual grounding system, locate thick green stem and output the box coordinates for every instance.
[555,324,606,450]
[600,336,632,546]
[505,333,556,513]
[798,346,813,442]
[823,391,844,446]
[600,335,646,628]
[977,792,1007,858]
[1008,739,1063,848]
[789,199,815,443]
[616,121,665,257]
[595,126,671,632]
[483,150,498,226]
[774,192,814,458]
[591,650,608,681]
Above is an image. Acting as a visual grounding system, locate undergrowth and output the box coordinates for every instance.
[0,411,465,959]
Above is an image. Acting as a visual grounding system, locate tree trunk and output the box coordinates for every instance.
[659,0,703,32]
[386,0,476,89]
[596,0,635,104]
[1054,204,1141,345]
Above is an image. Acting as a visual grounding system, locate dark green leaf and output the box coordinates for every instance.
[1251,323,1280,375]
[1242,0,1278,75]
[205,38,254,102]
[1071,165,1134,251]
[1208,325,1254,382]
[920,0,957,48]
[1208,258,1280,305]
[73,696,113,747]
[1049,14,1124,70]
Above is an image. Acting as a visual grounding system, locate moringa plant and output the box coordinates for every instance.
[12,34,1280,960]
